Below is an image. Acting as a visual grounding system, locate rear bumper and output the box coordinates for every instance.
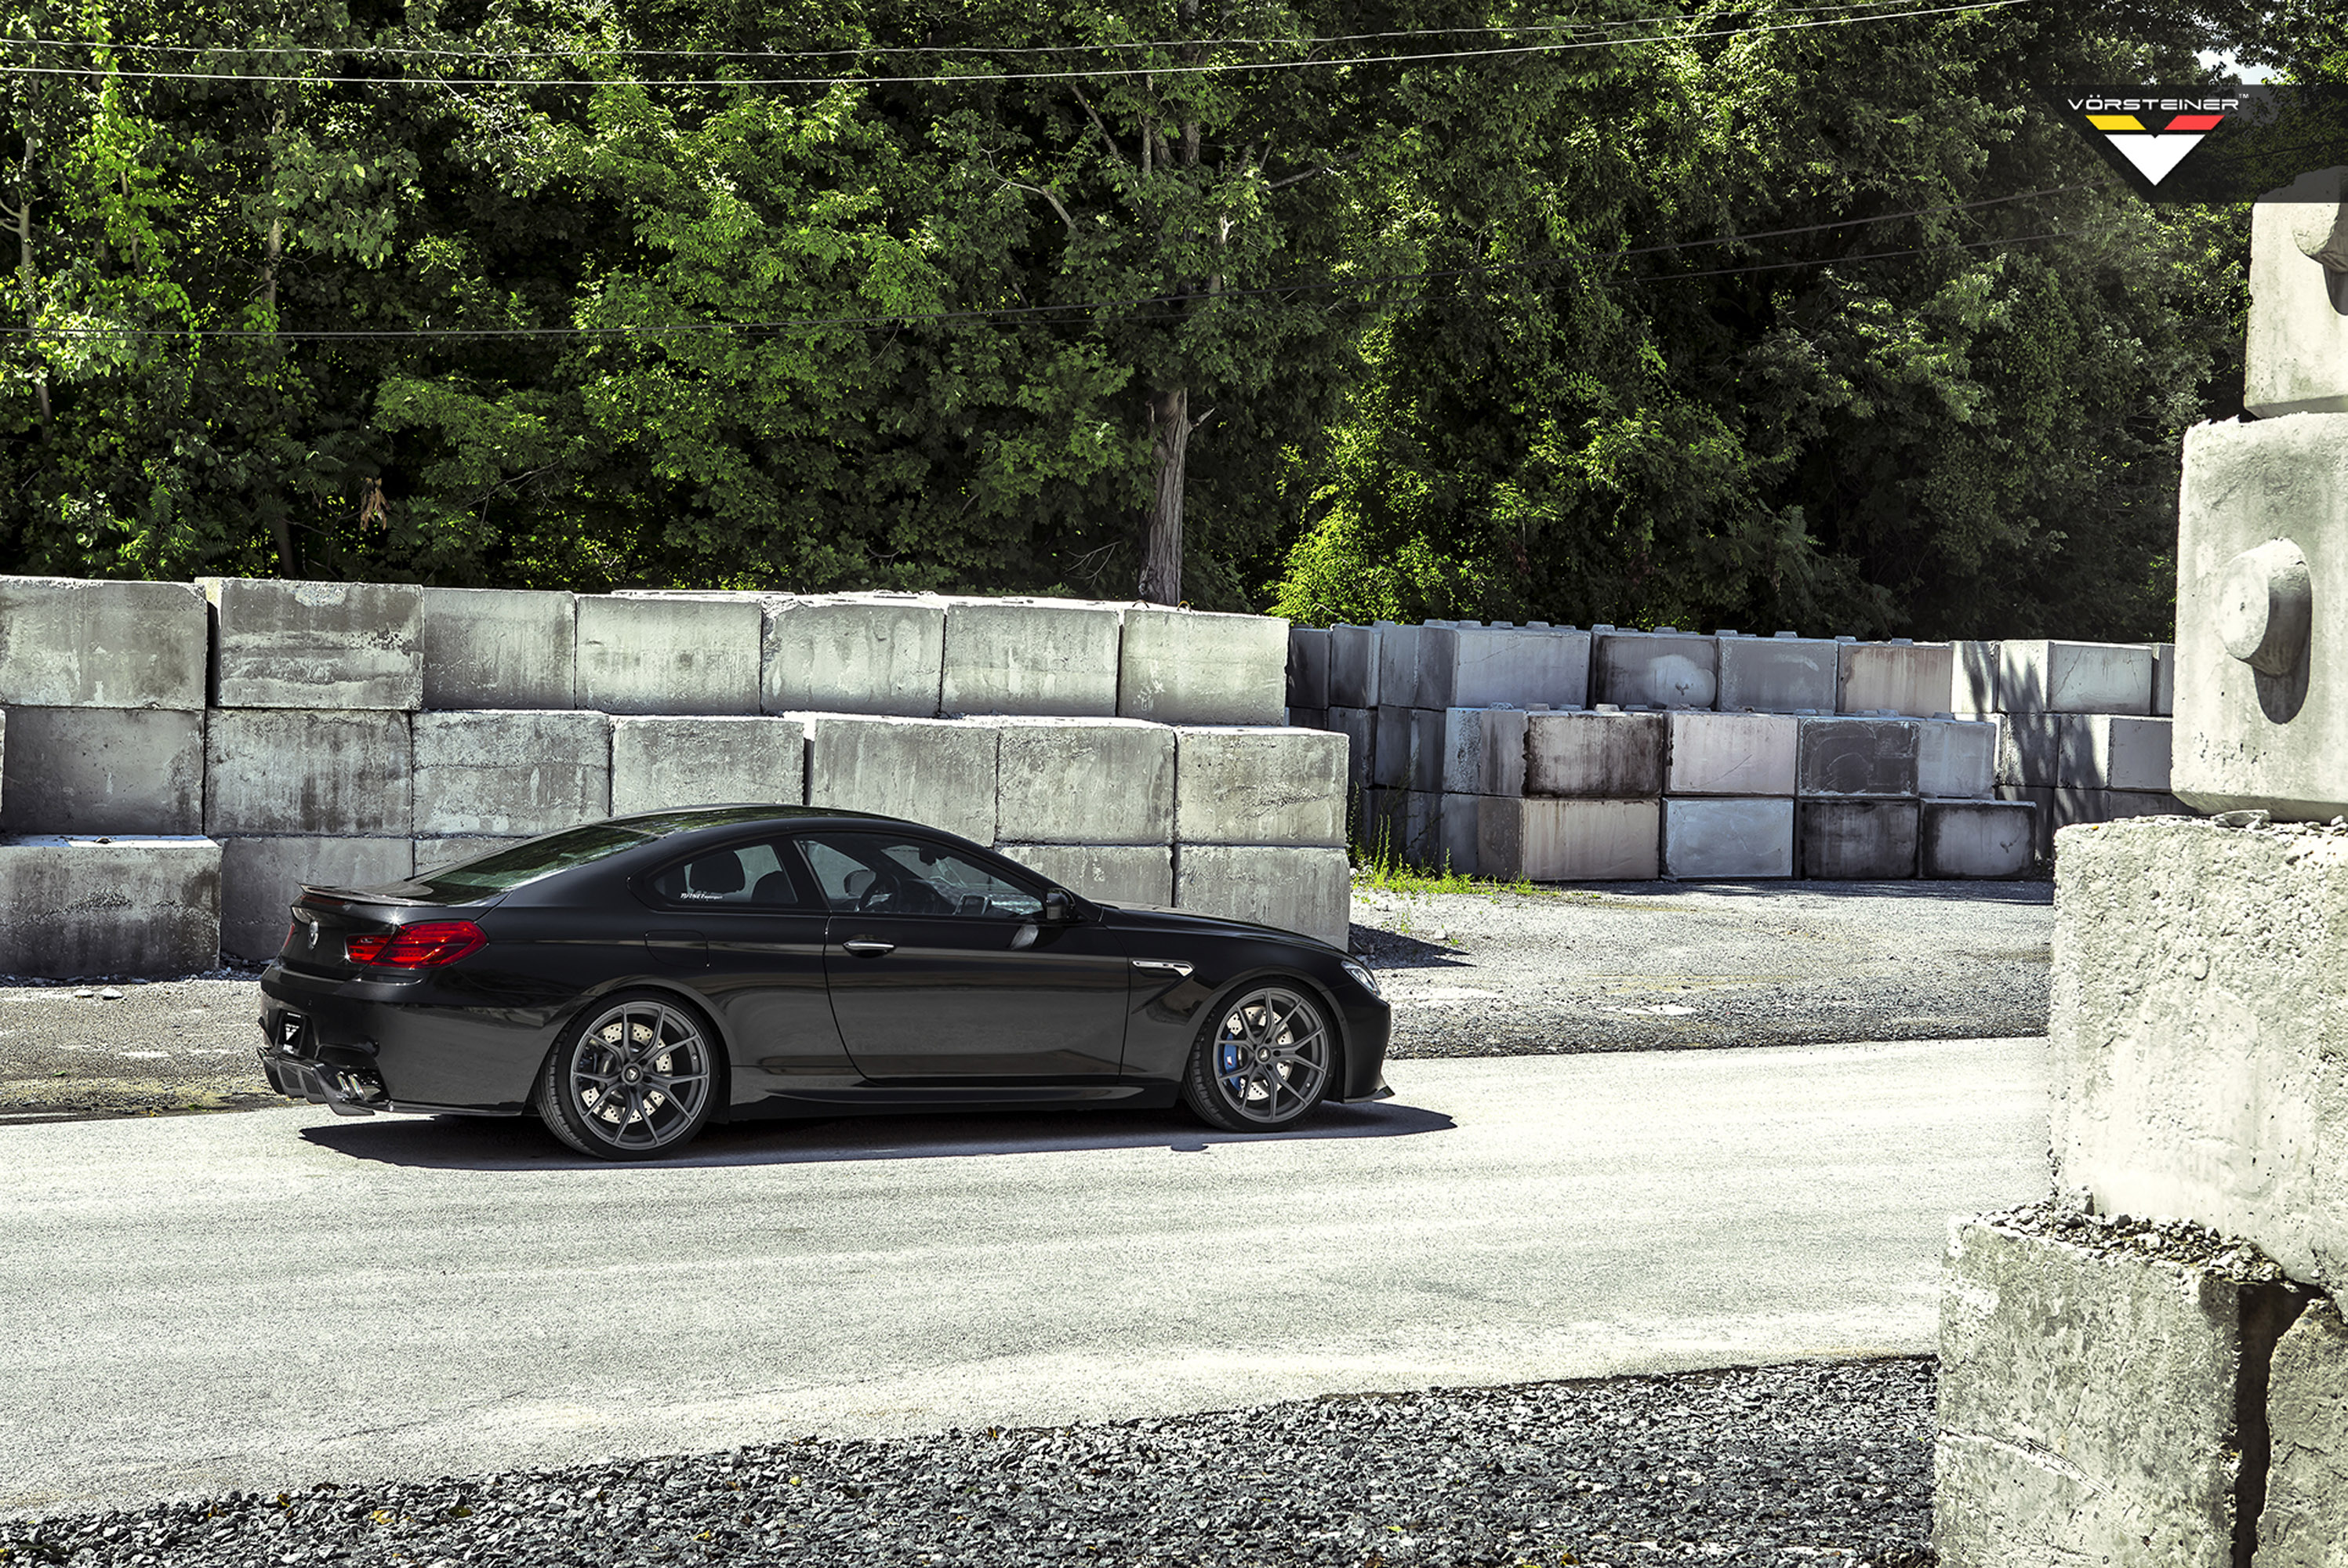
[258,967,560,1115]
[257,1044,387,1116]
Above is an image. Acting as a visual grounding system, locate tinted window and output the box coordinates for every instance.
[413,823,655,896]
[797,833,1042,920]
[647,839,811,909]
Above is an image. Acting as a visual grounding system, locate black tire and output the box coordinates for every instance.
[537,990,721,1160]
[1179,981,1336,1133]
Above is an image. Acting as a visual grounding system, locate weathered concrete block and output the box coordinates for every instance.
[2051,817,2348,1295]
[1287,626,1330,710]
[1417,624,1591,709]
[1661,797,1793,879]
[1996,639,2154,716]
[2152,642,2176,717]
[1917,717,1997,799]
[419,586,577,710]
[994,843,1173,908]
[1435,792,1480,877]
[1288,706,1326,731]
[1442,707,1529,797]
[0,835,220,978]
[1388,789,1445,869]
[1934,1205,2307,1568]
[575,595,762,716]
[1327,624,1381,708]
[1370,706,1443,793]
[1173,843,1350,949]
[760,593,946,718]
[611,716,807,818]
[412,710,612,837]
[2056,714,2173,792]
[1951,640,2000,715]
[1478,796,1659,882]
[939,597,1121,717]
[1994,713,2062,788]
[1920,800,2034,879]
[1326,706,1374,795]
[205,710,412,837]
[1173,727,1347,848]
[0,706,203,834]
[1796,798,1917,878]
[220,836,413,960]
[2258,1296,2348,1568]
[2173,413,2348,819]
[2245,166,2348,419]
[1525,710,1667,797]
[1591,631,1718,709]
[201,577,423,710]
[1715,633,1837,713]
[994,717,1174,845]
[1374,624,1421,713]
[1998,784,2058,862]
[801,713,996,844]
[1797,716,1919,797]
[0,576,207,709]
[1119,606,1287,726]
[1665,711,1796,796]
[1838,641,1955,717]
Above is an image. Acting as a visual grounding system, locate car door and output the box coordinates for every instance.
[637,834,860,1105]
[796,829,1131,1080]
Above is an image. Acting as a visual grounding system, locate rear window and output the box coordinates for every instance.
[412,823,655,897]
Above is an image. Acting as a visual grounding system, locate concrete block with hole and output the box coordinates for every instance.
[2055,714,2172,792]
[412,710,612,837]
[575,595,762,716]
[220,836,414,960]
[1442,707,1529,797]
[1524,710,1666,797]
[1173,843,1350,948]
[938,597,1122,717]
[2050,817,2348,1295]
[994,717,1174,845]
[1287,626,1330,710]
[0,575,208,709]
[1478,796,1659,882]
[1994,639,2154,717]
[1715,633,1837,713]
[993,843,1173,908]
[1326,706,1374,795]
[1920,800,2034,879]
[2257,1296,2348,1568]
[1836,641,1954,717]
[419,586,578,710]
[205,710,412,837]
[1950,640,1999,715]
[1934,1206,2310,1568]
[0,706,204,834]
[800,713,997,845]
[760,593,945,717]
[1797,798,1917,878]
[1327,624,1381,708]
[1174,727,1347,848]
[1661,797,1792,879]
[1917,717,1997,799]
[1797,716,1918,797]
[1591,630,1718,709]
[1417,624,1591,709]
[1119,606,1287,726]
[611,716,807,818]
[1666,711,1796,796]
[0,834,220,978]
[201,576,423,710]
[2245,166,2348,419]
[2172,413,2348,818]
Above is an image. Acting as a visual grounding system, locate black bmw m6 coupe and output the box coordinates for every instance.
[258,806,1390,1159]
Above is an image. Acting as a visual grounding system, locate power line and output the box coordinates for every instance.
[0,2,2029,89]
[1,184,2110,343]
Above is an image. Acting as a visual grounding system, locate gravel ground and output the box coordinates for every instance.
[0,1358,1936,1567]
[0,971,278,1120]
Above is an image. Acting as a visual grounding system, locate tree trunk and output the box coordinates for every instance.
[1138,384,1189,604]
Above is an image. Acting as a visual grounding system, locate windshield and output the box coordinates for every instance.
[412,822,655,896]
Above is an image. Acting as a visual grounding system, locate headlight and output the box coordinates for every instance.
[1341,959,1382,999]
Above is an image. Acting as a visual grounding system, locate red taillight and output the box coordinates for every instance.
[346,920,486,968]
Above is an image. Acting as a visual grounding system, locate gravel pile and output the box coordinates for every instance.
[2,1360,1936,1568]
[1981,1199,2293,1283]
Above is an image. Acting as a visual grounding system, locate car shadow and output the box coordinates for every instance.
[1347,926,1472,969]
[298,1097,1457,1171]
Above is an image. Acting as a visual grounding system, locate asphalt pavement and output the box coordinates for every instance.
[1,1037,2049,1515]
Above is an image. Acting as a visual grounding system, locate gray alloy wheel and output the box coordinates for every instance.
[539,992,719,1160]
[1180,983,1334,1133]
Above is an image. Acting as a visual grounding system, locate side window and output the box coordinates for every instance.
[794,833,1043,920]
[646,839,810,909]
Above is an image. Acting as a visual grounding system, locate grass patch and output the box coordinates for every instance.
[1348,820,1549,900]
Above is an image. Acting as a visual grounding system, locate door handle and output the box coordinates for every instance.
[841,939,896,957]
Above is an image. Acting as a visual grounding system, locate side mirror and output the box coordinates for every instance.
[1040,888,1078,923]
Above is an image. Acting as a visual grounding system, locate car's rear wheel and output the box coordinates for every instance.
[538,991,719,1160]
[1180,982,1334,1133]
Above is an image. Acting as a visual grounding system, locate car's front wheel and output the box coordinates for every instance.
[538,991,720,1160]
[1180,982,1334,1133]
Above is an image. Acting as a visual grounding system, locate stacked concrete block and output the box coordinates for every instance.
[1416,622,1591,709]
[1916,717,1997,800]
[1325,706,1374,797]
[575,595,761,716]
[1442,707,1530,799]
[2152,643,2176,717]
[0,706,204,834]
[0,575,209,708]
[1996,640,2154,717]
[1119,606,1287,726]
[1665,712,1796,796]
[996,843,1174,909]
[1591,629,1717,709]
[1791,710,1929,875]
[1371,705,1444,792]
[1837,639,1954,717]
[1373,622,1420,713]
[1661,797,1793,879]
[760,593,947,718]
[1797,715,1918,797]
[940,597,1122,717]
[1173,728,1347,848]
[412,711,611,838]
[1480,797,1660,881]
[2258,1298,2348,1568]
[1798,799,1918,879]
[1287,626,1331,714]
[800,713,996,846]
[1326,624,1381,708]
[993,717,1174,846]
[611,715,807,818]
[220,837,415,960]
[1435,792,1481,877]
[1172,843,1350,949]
[1950,641,1999,715]
[1525,710,1668,798]
[1715,632,1837,713]
[2245,166,2348,419]
[200,577,423,710]
[0,835,222,978]
[1919,800,2034,879]
[1360,785,1437,868]
[2056,714,2174,793]
[419,587,577,710]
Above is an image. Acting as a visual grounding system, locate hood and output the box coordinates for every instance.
[1094,901,1346,956]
